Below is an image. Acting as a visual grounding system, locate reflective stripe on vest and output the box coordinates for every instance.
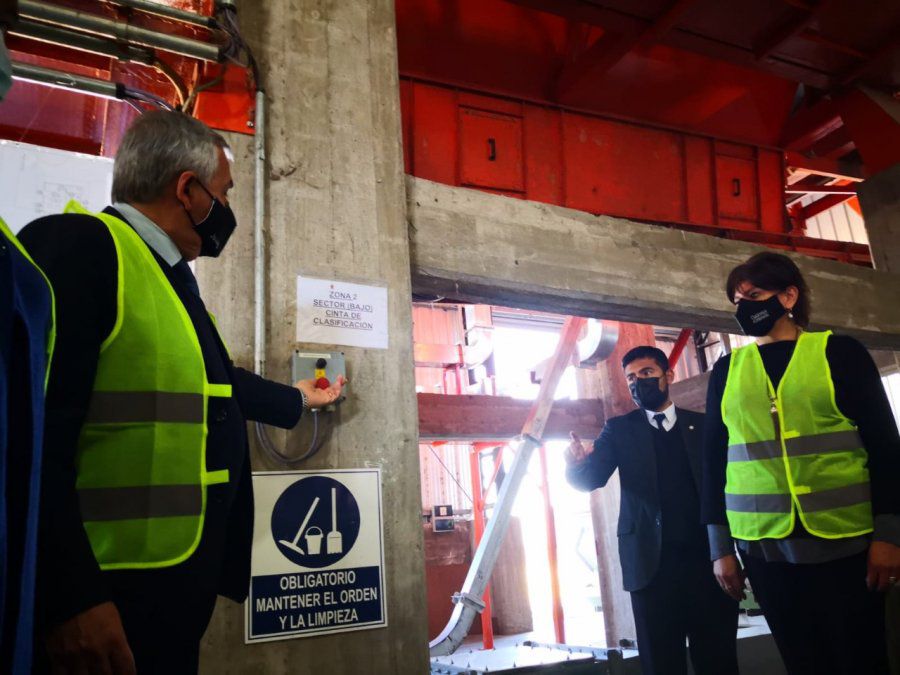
[721,330,873,540]
[65,201,230,570]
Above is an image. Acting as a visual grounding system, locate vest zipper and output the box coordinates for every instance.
[769,392,782,447]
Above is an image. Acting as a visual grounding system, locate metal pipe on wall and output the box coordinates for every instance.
[10,18,155,64]
[11,60,121,99]
[18,0,222,62]
[253,88,266,377]
[106,0,215,29]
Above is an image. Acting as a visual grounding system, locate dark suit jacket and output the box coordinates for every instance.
[18,209,303,630]
[566,407,705,592]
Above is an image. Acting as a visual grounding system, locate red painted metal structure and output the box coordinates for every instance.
[395,0,900,265]
[537,443,565,645]
[468,441,508,650]
[0,0,254,158]
[667,327,693,369]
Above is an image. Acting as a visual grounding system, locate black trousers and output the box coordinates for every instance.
[114,581,217,674]
[742,550,889,675]
[630,543,740,675]
[34,580,218,675]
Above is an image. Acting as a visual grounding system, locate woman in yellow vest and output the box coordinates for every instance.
[701,251,900,675]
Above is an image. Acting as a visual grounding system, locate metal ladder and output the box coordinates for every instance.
[429,316,587,656]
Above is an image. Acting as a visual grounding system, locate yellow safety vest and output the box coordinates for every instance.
[722,330,873,540]
[65,201,230,570]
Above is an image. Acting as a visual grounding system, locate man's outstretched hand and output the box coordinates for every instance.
[295,374,348,409]
[565,431,594,465]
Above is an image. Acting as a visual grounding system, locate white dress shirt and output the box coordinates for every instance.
[113,202,182,266]
[644,401,677,431]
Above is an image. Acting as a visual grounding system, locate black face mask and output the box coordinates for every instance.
[629,377,668,411]
[734,295,786,337]
[185,181,237,258]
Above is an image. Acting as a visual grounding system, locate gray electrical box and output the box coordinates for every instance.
[291,351,347,388]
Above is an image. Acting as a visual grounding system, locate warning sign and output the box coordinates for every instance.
[246,469,387,643]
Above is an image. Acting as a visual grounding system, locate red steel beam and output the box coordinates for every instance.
[468,446,494,650]
[753,1,831,61]
[785,151,866,182]
[833,88,900,174]
[838,34,900,87]
[784,184,857,195]
[779,99,843,151]
[537,444,566,645]
[802,193,854,219]
[668,328,693,369]
[797,30,868,60]
[506,0,832,89]
[555,0,701,100]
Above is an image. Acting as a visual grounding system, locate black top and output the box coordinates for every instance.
[18,210,303,630]
[567,407,706,591]
[651,422,706,546]
[701,335,900,533]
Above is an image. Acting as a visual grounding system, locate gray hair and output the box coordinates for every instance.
[112,111,229,203]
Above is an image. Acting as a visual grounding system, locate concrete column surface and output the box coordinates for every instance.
[194,1,428,672]
[858,162,900,274]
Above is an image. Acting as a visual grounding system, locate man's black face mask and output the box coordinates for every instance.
[185,180,237,258]
[629,376,668,411]
[734,295,786,337]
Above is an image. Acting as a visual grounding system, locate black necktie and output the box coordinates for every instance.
[173,259,201,298]
[653,413,667,431]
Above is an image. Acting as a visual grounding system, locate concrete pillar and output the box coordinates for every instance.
[194,1,428,672]
[858,163,900,274]
[575,322,655,646]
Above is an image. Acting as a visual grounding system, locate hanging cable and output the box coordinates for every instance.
[181,62,227,114]
[151,58,188,108]
[425,445,474,505]
[255,412,325,466]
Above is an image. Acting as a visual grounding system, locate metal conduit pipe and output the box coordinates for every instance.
[11,18,156,64]
[18,0,223,62]
[106,0,215,29]
[253,88,266,377]
[12,60,121,99]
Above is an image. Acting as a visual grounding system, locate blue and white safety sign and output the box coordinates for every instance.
[245,469,387,643]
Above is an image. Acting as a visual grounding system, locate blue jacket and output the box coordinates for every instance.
[0,220,53,675]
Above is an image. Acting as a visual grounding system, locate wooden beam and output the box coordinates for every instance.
[670,371,711,412]
[417,393,605,442]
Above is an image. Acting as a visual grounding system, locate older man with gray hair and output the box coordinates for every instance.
[18,111,345,674]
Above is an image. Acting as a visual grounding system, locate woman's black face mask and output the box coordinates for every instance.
[185,180,237,258]
[733,294,786,337]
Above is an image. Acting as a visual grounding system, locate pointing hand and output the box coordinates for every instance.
[565,431,593,465]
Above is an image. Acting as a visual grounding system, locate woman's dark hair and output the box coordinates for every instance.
[726,252,811,327]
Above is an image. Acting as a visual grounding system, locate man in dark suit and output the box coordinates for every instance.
[18,111,345,674]
[567,345,738,675]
